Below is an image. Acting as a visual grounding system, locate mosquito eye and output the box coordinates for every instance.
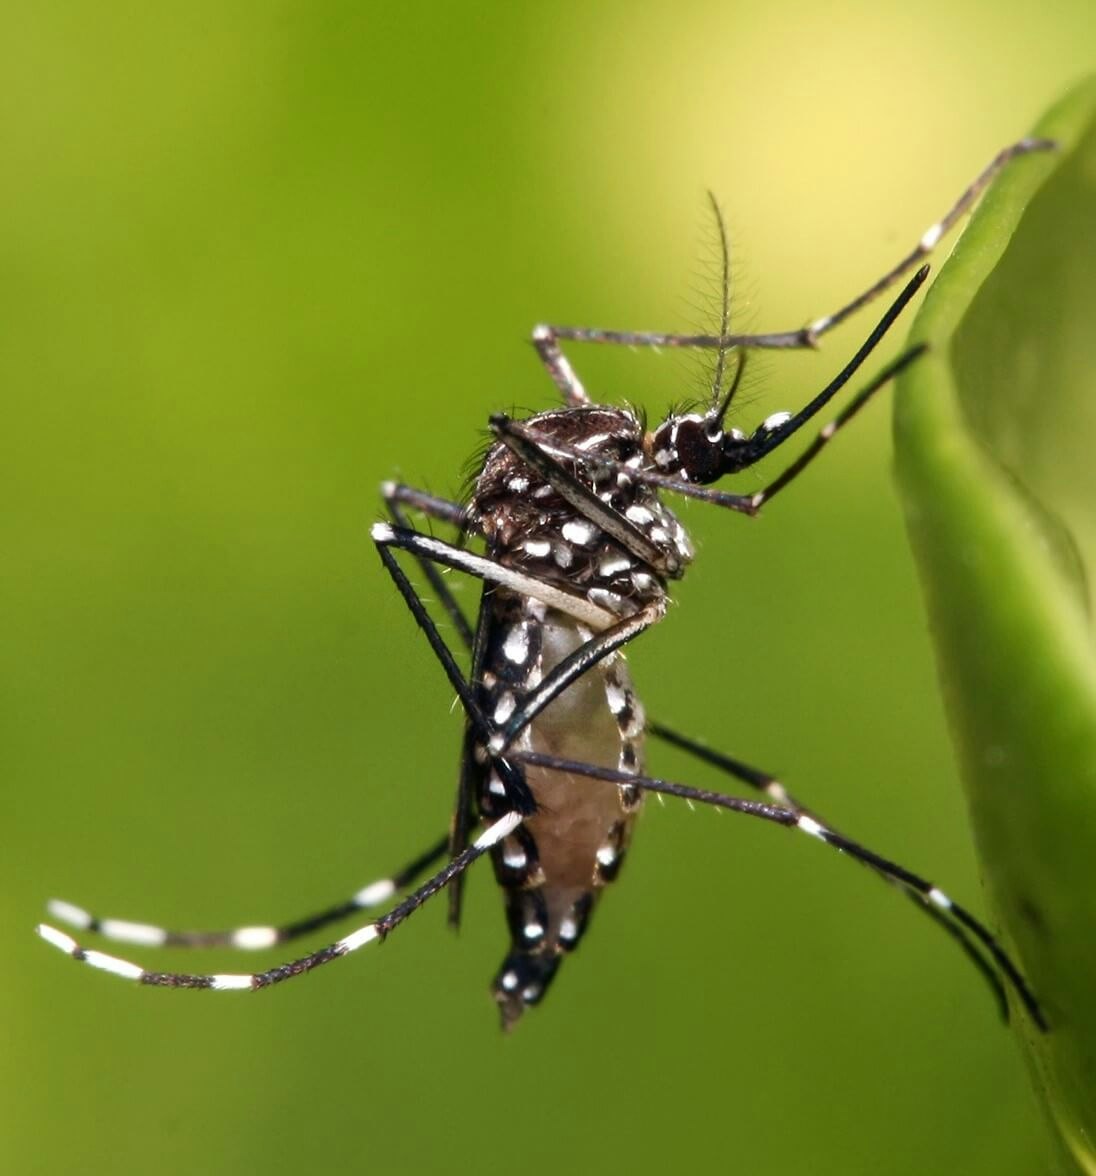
[675,417,723,484]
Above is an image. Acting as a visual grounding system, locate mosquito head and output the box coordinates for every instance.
[648,411,731,484]
[647,349,757,485]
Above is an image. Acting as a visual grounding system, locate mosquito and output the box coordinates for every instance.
[39,137,1053,1032]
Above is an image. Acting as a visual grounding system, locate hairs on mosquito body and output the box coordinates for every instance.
[459,406,542,506]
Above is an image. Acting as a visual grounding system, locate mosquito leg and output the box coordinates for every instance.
[372,536,535,816]
[373,524,660,757]
[37,814,523,990]
[510,748,1047,1030]
[648,721,1010,1022]
[472,601,663,763]
[382,483,471,531]
[532,325,592,407]
[44,834,450,953]
[382,482,477,649]
[372,524,619,632]
[743,344,927,508]
[541,138,1055,358]
[798,137,1056,342]
[720,266,928,473]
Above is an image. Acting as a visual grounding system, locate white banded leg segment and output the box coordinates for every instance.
[353,879,397,908]
[474,810,524,850]
[927,887,954,911]
[37,815,522,993]
[230,926,279,950]
[37,923,151,983]
[45,899,92,931]
[796,816,825,840]
[98,919,169,948]
[210,973,255,991]
[37,923,78,956]
[337,924,380,954]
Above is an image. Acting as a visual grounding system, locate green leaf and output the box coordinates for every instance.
[894,77,1096,1173]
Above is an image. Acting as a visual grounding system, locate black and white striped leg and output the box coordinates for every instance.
[43,834,450,954]
[37,814,523,990]
[648,721,1011,1022]
[536,138,1055,361]
[510,748,1048,1031]
[799,137,1055,341]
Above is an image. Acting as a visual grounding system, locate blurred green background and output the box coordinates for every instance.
[4,5,1093,1174]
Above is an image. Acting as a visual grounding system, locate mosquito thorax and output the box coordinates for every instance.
[472,405,695,608]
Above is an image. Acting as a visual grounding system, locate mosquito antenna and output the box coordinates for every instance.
[706,190,733,411]
[714,349,747,425]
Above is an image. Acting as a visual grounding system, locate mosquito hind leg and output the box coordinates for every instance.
[43,834,450,954]
[509,747,1046,1031]
[648,720,1010,1021]
[37,815,523,990]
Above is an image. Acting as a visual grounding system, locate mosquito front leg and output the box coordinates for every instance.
[537,138,1055,368]
[798,137,1056,343]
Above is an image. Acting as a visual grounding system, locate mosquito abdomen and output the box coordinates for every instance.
[479,603,645,1029]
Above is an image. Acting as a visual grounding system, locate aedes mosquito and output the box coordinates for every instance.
[39,138,1054,1033]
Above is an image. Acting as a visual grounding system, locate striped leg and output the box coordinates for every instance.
[533,139,1055,374]
[43,834,449,953]
[36,814,522,990]
[648,722,1011,1021]
[511,747,1047,1031]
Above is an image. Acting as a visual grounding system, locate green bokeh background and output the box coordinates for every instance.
[4,5,1093,1174]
